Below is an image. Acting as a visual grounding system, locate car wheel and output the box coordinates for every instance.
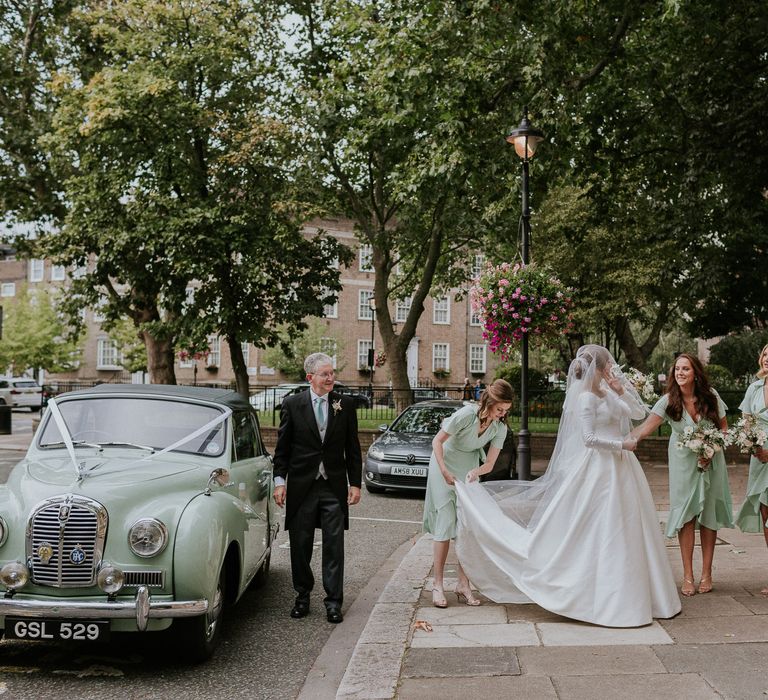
[175,565,226,663]
[251,547,271,589]
[365,482,386,494]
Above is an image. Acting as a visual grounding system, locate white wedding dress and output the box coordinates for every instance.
[455,348,681,628]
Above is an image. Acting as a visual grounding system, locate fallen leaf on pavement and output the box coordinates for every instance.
[413,620,433,632]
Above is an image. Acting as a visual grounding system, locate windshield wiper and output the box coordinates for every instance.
[42,440,102,451]
[98,441,156,453]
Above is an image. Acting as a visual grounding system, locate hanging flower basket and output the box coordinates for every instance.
[470,262,575,361]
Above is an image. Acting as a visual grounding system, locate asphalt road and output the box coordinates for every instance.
[0,414,425,699]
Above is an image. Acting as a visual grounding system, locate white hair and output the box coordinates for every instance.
[304,352,334,375]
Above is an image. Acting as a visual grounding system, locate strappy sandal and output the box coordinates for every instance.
[681,577,696,597]
[432,586,448,608]
[455,585,481,606]
[698,575,713,594]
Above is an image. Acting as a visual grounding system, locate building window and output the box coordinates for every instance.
[72,265,87,279]
[358,244,373,272]
[469,344,487,373]
[322,288,338,318]
[97,338,122,370]
[320,337,338,368]
[433,296,450,325]
[28,259,44,282]
[432,343,450,372]
[207,336,221,367]
[471,253,485,279]
[0,283,15,297]
[358,289,375,320]
[469,297,482,327]
[395,296,412,323]
[178,352,194,369]
[51,265,66,281]
[241,342,250,366]
[357,339,372,370]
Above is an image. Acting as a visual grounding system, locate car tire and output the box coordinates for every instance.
[365,482,386,494]
[250,547,271,589]
[175,564,226,663]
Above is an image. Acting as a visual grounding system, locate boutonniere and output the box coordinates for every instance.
[332,400,342,415]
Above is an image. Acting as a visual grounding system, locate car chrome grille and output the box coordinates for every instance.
[382,453,430,464]
[377,474,428,488]
[124,570,164,588]
[26,495,108,588]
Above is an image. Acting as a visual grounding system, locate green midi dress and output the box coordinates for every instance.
[423,404,508,541]
[651,392,734,538]
[735,379,768,532]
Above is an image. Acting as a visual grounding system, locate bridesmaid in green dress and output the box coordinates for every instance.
[735,344,768,593]
[633,353,733,598]
[423,379,513,608]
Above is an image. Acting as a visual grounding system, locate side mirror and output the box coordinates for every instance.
[205,468,233,495]
[378,424,389,433]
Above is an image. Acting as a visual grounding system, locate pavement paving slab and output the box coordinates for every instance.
[410,622,539,648]
[336,643,405,700]
[551,672,719,700]
[700,670,768,700]
[358,603,414,645]
[653,641,768,674]
[400,647,520,678]
[732,594,768,614]
[673,594,753,618]
[517,644,668,676]
[537,620,674,646]
[660,614,768,644]
[396,676,558,699]
[412,604,507,626]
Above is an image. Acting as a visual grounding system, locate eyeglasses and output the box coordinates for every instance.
[312,371,335,379]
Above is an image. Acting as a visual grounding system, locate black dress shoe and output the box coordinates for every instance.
[326,608,343,623]
[290,601,310,619]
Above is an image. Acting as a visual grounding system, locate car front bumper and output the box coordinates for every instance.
[364,457,429,491]
[0,586,208,632]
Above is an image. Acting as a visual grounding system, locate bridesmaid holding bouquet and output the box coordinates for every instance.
[633,353,733,597]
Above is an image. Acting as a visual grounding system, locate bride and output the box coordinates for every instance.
[455,345,681,627]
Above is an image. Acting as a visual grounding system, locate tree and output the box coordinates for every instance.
[41,0,350,394]
[263,319,347,381]
[0,285,81,375]
[708,330,768,383]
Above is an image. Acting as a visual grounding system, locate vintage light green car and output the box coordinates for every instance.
[0,384,277,661]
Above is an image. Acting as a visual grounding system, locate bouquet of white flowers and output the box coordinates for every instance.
[728,412,767,455]
[624,367,658,403]
[677,420,729,471]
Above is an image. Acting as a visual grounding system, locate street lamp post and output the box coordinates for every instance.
[368,298,376,401]
[506,107,544,481]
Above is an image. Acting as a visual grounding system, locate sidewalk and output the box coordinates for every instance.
[329,461,768,699]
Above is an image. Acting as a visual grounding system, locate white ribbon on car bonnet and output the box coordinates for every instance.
[46,397,232,480]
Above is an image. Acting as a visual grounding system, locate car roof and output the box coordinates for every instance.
[56,383,252,410]
[405,400,470,408]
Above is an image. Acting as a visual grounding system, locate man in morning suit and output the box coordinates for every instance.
[272,352,362,623]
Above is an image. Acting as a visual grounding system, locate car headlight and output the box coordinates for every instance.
[0,516,7,547]
[97,564,125,594]
[128,518,168,558]
[367,446,385,461]
[0,561,29,590]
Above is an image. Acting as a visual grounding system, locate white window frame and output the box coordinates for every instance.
[471,253,485,279]
[320,337,338,369]
[51,265,66,281]
[358,289,375,320]
[358,243,374,272]
[0,283,15,297]
[322,288,338,318]
[395,296,412,323]
[433,296,450,325]
[469,344,487,373]
[207,336,221,367]
[241,342,250,367]
[96,337,122,370]
[178,353,194,369]
[357,339,373,370]
[432,343,450,372]
[469,297,482,327]
[28,259,44,282]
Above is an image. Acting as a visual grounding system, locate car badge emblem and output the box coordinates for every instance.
[70,545,86,565]
[58,504,70,522]
[37,542,54,565]
[406,454,416,465]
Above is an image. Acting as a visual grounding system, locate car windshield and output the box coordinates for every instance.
[38,397,227,456]
[390,406,459,435]
[13,381,39,388]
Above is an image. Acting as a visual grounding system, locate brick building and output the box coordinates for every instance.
[0,219,500,389]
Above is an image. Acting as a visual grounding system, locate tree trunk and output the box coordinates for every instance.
[614,301,670,372]
[227,335,250,400]
[140,329,176,384]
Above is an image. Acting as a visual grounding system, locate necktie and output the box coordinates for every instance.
[314,397,327,431]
